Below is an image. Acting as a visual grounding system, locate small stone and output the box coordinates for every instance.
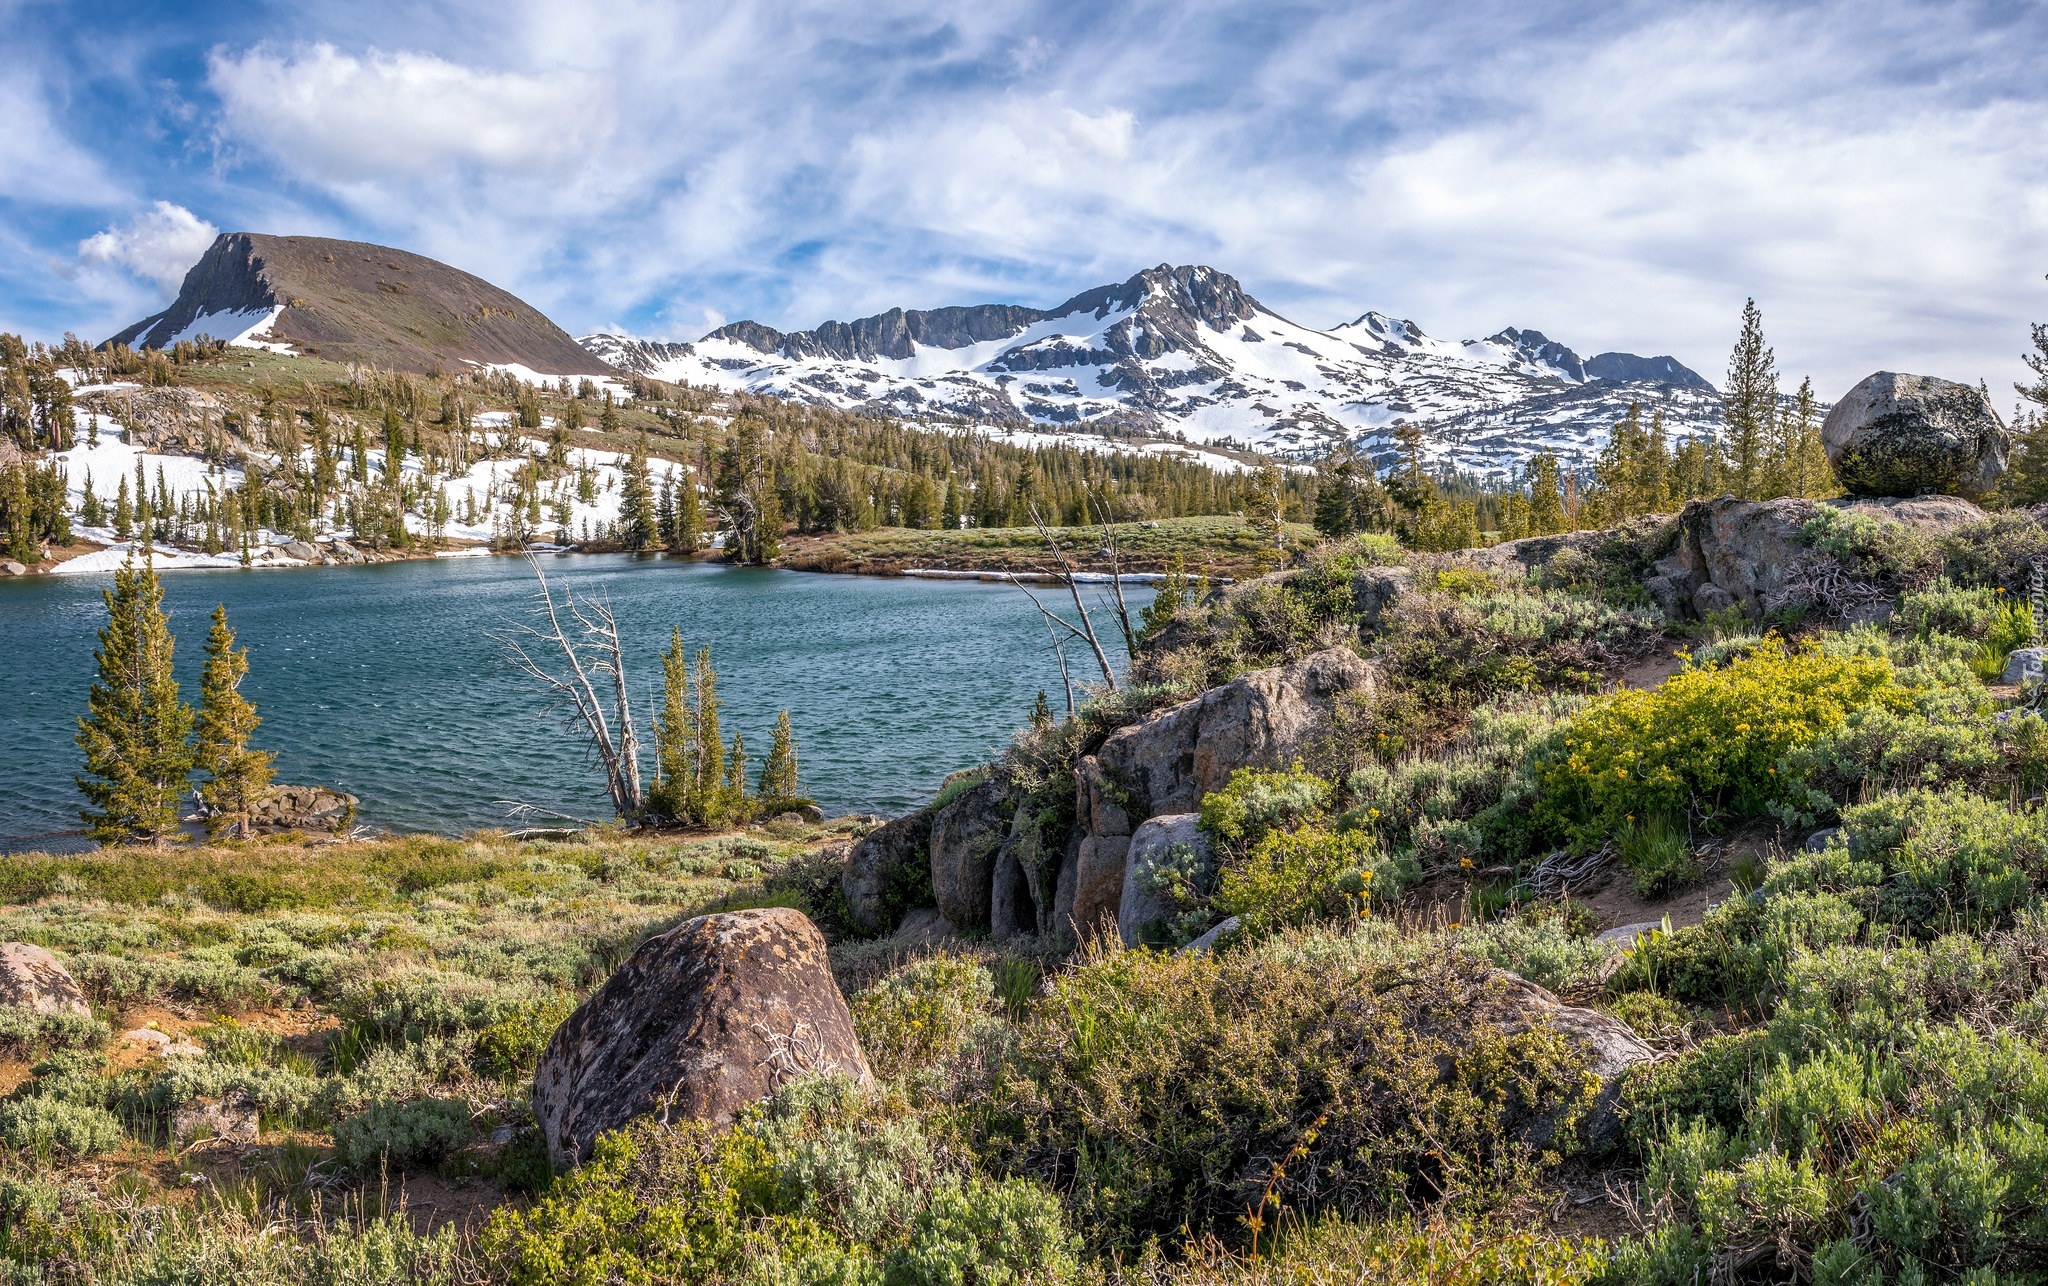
[1805,827,1842,853]
[1595,921,1664,947]
[1,561,25,576]
[2002,648,2048,687]
[173,1092,259,1145]
[1181,915,1242,955]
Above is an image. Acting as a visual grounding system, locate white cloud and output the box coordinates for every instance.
[207,43,614,184]
[76,202,220,295]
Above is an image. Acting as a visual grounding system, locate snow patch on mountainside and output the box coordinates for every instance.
[583,265,1725,483]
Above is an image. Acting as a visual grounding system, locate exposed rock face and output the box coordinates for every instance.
[2003,648,2048,687]
[1643,494,1987,621]
[1118,814,1211,947]
[1492,974,1655,1148]
[533,907,870,1168]
[0,944,89,1018]
[929,777,1013,933]
[1823,372,2008,501]
[1349,565,1413,629]
[841,809,935,934]
[1072,648,1374,935]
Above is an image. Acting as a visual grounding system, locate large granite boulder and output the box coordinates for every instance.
[1644,494,1987,622]
[1118,814,1212,947]
[1071,648,1373,936]
[533,907,870,1168]
[841,808,935,934]
[990,808,1075,939]
[0,943,89,1019]
[1823,371,2008,501]
[929,776,1013,934]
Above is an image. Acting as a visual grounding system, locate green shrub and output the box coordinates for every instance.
[0,1097,121,1157]
[1615,812,1695,895]
[0,1008,106,1059]
[979,936,1594,1252]
[851,955,996,1083]
[1897,576,2010,640]
[333,1097,476,1172]
[1460,910,1614,994]
[473,994,575,1082]
[1534,640,1909,848]
[882,1176,1079,1286]
[1214,826,1381,934]
[1198,768,1330,852]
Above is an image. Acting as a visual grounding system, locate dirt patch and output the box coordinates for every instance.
[1615,638,1687,692]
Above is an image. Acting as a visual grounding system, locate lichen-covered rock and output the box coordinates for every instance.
[0,943,89,1018]
[929,777,1012,933]
[1822,371,2008,500]
[533,907,870,1168]
[1118,814,1211,947]
[840,808,934,934]
[1644,494,1988,621]
[1069,836,1130,940]
[2002,647,2048,687]
[173,1092,259,1145]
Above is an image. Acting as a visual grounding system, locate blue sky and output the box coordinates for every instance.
[3,0,2045,401]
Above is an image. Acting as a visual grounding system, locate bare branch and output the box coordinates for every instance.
[1030,503,1117,690]
[1087,490,1139,661]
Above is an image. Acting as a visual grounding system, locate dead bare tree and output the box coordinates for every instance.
[494,553,644,819]
[1027,503,1118,690]
[1085,490,1140,660]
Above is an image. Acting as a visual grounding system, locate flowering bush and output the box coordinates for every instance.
[1534,640,1909,848]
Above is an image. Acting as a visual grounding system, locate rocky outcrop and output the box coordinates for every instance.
[1349,565,1413,629]
[929,777,1013,933]
[1643,494,1987,622]
[1072,648,1373,936]
[841,809,935,934]
[1823,371,2009,501]
[241,785,357,834]
[533,907,870,1168]
[0,944,89,1018]
[990,807,1074,940]
[1118,814,1211,947]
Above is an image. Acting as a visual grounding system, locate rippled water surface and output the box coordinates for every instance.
[0,555,1149,839]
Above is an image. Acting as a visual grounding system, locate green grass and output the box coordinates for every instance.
[782,514,1316,577]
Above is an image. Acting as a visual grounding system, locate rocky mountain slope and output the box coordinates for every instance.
[110,234,614,378]
[584,264,1724,480]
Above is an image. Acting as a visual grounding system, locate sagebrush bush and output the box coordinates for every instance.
[1198,767,1330,853]
[1460,909,1613,994]
[0,1096,122,1157]
[851,955,997,1084]
[333,1097,477,1173]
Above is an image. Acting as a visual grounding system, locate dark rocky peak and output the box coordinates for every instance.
[1051,264,1259,333]
[711,303,1049,363]
[1347,311,1430,348]
[1584,351,1714,391]
[1488,327,1587,381]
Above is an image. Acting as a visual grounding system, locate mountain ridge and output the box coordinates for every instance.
[584,264,1723,478]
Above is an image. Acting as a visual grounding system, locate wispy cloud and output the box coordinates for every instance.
[1,0,2043,399]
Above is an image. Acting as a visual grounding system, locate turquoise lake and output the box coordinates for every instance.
[0,555,1150,841]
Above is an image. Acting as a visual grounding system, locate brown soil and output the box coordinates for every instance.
[1615,638,1687,692]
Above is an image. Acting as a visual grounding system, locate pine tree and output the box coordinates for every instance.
[724,733,749,811]
[649,628,697,820]
[1313,462,1358,537]
[1780,377,1833,499]
[692,644,724,812]
[1525,453,1566,534]
[620,435,657,550]
[80,469,104,528]
[193,604,273,836]
[675,470,703,553]
[757,710,799,800]
[1723,298,1778,499]
[75,551,194,842]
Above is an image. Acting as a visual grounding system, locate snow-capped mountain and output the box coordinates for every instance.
[582,265,1723,481]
